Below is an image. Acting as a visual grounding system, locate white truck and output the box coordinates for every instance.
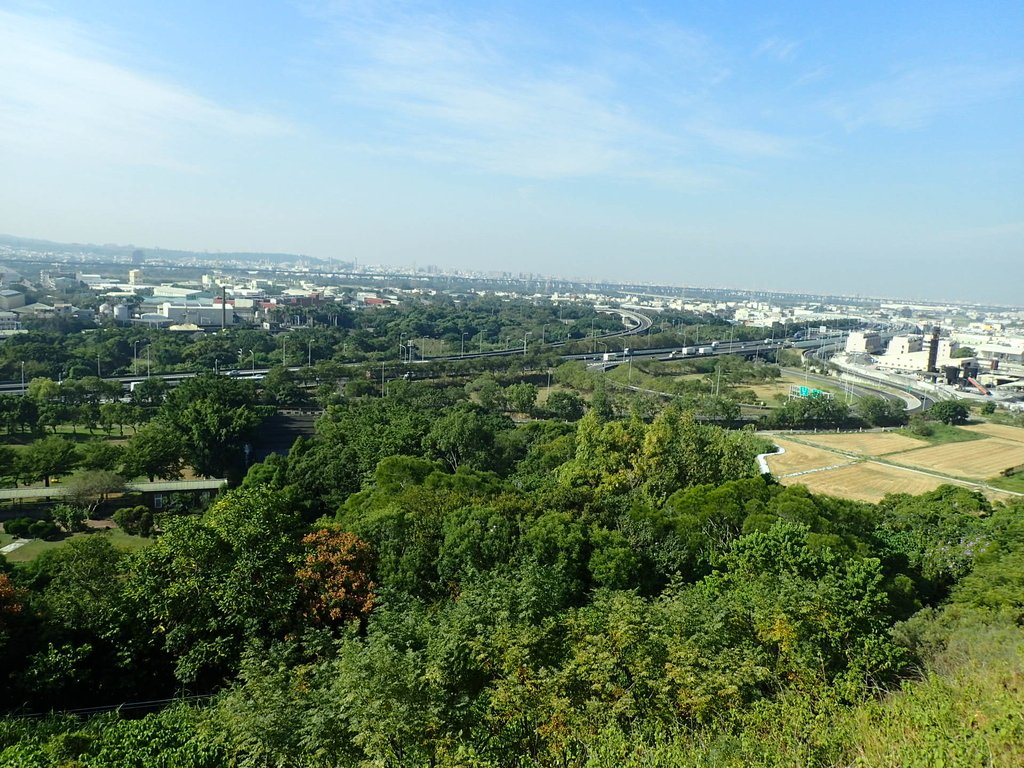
[698,346,713,355]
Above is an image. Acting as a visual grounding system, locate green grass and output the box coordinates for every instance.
[1,425,136,447]
[988,473,1024,493]
[896,422,987,446]
[3,537,66,562]
[2,527,154,563]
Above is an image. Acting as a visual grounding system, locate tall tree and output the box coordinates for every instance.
[121,419,186,482]
[16,435,79,487]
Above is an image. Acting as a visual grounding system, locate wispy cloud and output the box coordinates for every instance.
[754,37,799,62]
[793,65,829,88]
[310,3,794,179]
[0,9,290,171]
[686,121,796,157]
[825,64,1024,131]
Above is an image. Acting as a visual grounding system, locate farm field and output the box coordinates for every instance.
[764,438,852,476]
[961,423,1024,443]
[761,422,1024,504]
[800,431,926,456]
[892,438,1024,480]
[781,461,970,503]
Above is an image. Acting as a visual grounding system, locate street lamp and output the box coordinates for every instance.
[250,349,256,373]
[461,331,467,357]
[281,336,287,367]
[308,339,313,368]
[133,340,140,375]
[399,332,405,362]
[20,361,25,395]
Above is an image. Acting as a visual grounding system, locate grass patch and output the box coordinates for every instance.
[896,423,987,445]
[3,537,67,562]
[988,473,1024,493]
[0,426,137,447]
[2,527,154,563]
[104,527,153,552]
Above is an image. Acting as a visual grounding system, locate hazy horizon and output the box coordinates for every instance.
[2,1,1021,303]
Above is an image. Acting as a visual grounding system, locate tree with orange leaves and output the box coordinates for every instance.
[0,572,24,641]
[297,529,376,626]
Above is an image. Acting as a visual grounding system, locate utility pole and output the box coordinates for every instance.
[20,361,25,394]
[380,362,385,397]
[308,340,313,368]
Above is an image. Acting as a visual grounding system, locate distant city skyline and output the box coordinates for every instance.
[1,1,1021,303]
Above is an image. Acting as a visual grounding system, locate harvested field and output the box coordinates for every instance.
[800,431,926,456]
[890,438,1024,480]
[779,462,954,503]
[962,423,1024,443]
[779,462,1015,504]
[764,438,852,476]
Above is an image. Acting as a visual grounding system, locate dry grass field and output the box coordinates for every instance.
[800,431,926,456]
[961,423,1024,443]
[761,428,1024,504]
[892,438,1024,480]
[780,462,963,503]
[764,438,853,476]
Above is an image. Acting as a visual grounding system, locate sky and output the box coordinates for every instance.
[1,1,1022,303]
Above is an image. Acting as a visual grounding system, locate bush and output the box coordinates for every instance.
[981,401,996,415]
[51,504,86,533]
[113,505,155,537]
[907,416,934,437]
[4,517,33,537]
[28,519,59,539]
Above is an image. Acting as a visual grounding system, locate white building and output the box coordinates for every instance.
[845,331,884,354]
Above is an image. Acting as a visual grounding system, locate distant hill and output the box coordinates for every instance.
[0,233,320,265]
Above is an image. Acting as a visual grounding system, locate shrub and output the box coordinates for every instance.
[28,519,59,540]
[4,517,33,537]
[113,505,156,537]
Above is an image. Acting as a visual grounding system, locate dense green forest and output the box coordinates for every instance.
[0,372,1022,766]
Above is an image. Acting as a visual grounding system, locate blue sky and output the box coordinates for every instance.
[1,1,1022,302]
